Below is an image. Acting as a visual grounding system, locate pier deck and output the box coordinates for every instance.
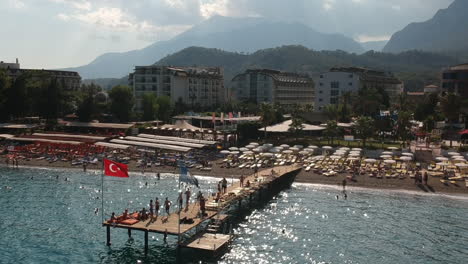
[182,233,231,251]
[103,165,301,247]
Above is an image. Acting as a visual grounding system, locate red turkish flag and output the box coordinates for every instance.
[104,159,129,178]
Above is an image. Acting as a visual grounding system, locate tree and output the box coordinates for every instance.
[155,96,172,122]
[142,93,159,121]
[324,120,339,145]
[352,86,384,117]
[354,116,375,147]
[0,70,12,121]
[324,104,340,121]
[173,97,187,116]
[395,111,412,145]
[259,103,275,138]
[76,94,95,122]
[109,85,134,122]
[440,93,461,123]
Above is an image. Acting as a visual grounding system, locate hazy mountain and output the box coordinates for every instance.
[155,45,459,91]
[360,40,388,52]
[384,0,468,53]
[66,16,364,79]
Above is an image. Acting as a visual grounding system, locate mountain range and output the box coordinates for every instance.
[384,0,468,54]
[65,16,365,79]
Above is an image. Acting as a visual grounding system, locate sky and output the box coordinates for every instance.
[0,0,454,69]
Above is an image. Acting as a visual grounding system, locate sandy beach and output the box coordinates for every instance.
[5,156,468,196]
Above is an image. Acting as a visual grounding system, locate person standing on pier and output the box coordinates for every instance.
[185,188,191,210]
[221,177,228,194]
[149,200,154,219]
[240,175,244,187]
[177,191,183,212]
[164,197,171,216]
[199,194,206,218]
[155,198,160,217]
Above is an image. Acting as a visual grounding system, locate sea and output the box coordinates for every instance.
[1,167,467,264]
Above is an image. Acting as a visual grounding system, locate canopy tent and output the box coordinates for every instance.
[125,136,206,149]
[259,120,325,133]
[0,134,15,139]
[138,134,216,145]
[62,121,134,129]
[94,142,130,150]
[160,120,205,131]
[7,137,82,145]
[0,123,39,129]
[33,133,107,141]
[110,139,192,152]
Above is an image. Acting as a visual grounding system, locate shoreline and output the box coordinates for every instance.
[3,158,468,197]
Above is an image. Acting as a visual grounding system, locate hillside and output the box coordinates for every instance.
[384,0,468,54]
[64,16,364,79]
[155,45,460,91]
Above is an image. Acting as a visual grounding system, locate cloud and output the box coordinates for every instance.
[356,34,391,43]
[9,0,26,9]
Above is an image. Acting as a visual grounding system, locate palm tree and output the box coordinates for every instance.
[288,116,304,141]
[324,120,339,145]
[259,103,276,138]
[354,116,375,147]
[440,93,461,147]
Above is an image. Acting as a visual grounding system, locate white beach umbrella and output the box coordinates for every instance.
[275,146,284,151]
[308,145,318,149]
[340,147,350,151]
[253,148,262,153]
[352,148,362,151]
[455,163,468,168]
[220,150,230,155]
[381,151,393,155]
[283,150,293,154]
[269,148,281,153]
[330,155,341,160]
[299,150,309,155]
[322,146,333,150]
[250,142,259,146]
[245,145,255,149]
[364,158,377,163]
[435,157,448,161]
[401,153,414,157]
[239,148,249,152]
[280,144,290,148]
[349,151,361,154]
[448,152,460,156]
[347,157,360,161]
[349,153,361,157]
[453,157,466,161]
[451,155,464,159]
[290,147,300,152]
[387,147,399,151]
[293,145,304,149]
[262,152,274,157]
[244,151,253,155]
[384,159,396,164]
[314,155,325,160]
[380,155,392,159]
[229,147,239,151]
[230,151,240,155]
[436,162,450,167]
[334,152,346,156]
[400,156,412,161]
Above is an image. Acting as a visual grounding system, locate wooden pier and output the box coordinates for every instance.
[102,165,301,255]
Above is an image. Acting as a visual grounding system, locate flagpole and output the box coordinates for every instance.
[177,162,181,247]
[101,158,104,224]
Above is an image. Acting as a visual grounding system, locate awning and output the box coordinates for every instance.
[259,120,325,133]
[110,139,192,152]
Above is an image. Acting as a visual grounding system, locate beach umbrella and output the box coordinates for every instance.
[220,150,230,155]
[280,144,290,148]
[229,147,239,151]
[381,151,393,155]
[245,145,255,149]
[387,147,399,151]
[380,155,392,159]
[308,145,318,149]
[400,156,412,161]
[261,153,274,157]
[448,152,460,156]
[239,148,249,152]
[290,147,300,152]
[330,155,341,160]
[347,157,360,161]
[384,159,396,164]
[322,146,333,150]
[339,147,350,151]
[401,153,414,157]
[253,148,262,153]
[299,150,309,155]
[349,153,361,157]
[264,143,273,148]
[334,152,346,156]
[453,157,466,161]
[275,146,284,151]
[230,151,240,155]
[283,150,293,154]
[269,148,281,153]
[436,162,450,167]
[455,163,468,168]
[349,150,361,154]
[435,157,448,161]
[352,148,362,151]
[293,145,304,149]
[451,155,464,159]
[364,158,377,163]
[244,151,253,155]
[250,142,259,146]
[313,155,325,160]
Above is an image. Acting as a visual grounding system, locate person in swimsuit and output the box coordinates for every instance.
[185,188,191,210]
[164,197,171,216]
[149,200,154,218]
[155,198,160,217]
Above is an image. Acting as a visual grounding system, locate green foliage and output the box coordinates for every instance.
[354,116,375,147]
[324,120,339,144]
[109,85,134,122]
[259,103,276,137]
[237,122,261,144]
[440,93,462,123]
[173,97,188,116]
[142,93,159,121]
[395,111,412,142]
[155,96,172,122]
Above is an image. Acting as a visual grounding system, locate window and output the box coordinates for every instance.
[331,81,340,89]
[320,75,324,78]
[318,98,323,102]
[349,82,353,86]
[319,90,323,94]
[330,98,338,104]
[330,90,339,96]
[349,74,353,78]
[319,82,323,86]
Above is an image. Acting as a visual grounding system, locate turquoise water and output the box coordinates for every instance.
[1,167,468,264]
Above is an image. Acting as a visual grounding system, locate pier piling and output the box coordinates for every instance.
[144,230,149,256]
[106,226,111,246]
